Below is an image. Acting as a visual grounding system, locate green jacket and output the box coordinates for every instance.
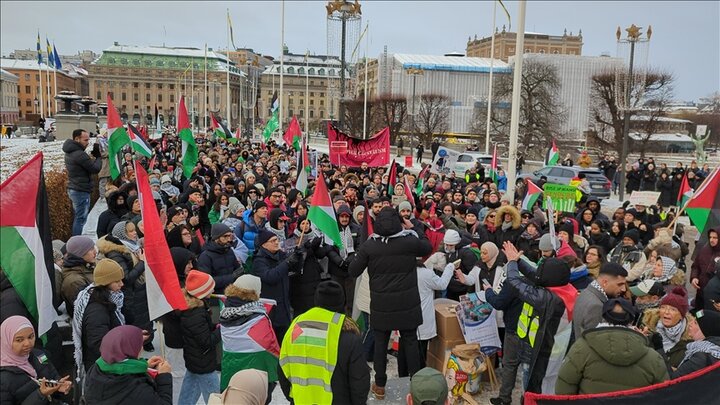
[556,326,668,395]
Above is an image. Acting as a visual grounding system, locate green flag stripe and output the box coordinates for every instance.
[686,207,710,234]
[107,128,130,179]
[179,128,198,178]
[0,227,39,323]
[308,205,343,248]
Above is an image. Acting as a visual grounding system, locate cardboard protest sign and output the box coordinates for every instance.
[431,146,461,175]
[629,191,661,207]
[543,183,576,212]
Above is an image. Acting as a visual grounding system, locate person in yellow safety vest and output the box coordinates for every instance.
[278,281,370,405]
[501,241,578,395]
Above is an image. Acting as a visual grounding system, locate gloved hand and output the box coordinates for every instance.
[339,259,351,271]
[286,250,303,267]
[91,142,102,158]
[303,236,322,251]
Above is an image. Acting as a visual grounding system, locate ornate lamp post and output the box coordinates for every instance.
[326,0,362,129]
[617,24,652,201]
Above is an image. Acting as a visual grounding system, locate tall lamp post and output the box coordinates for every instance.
[617,24,652,201]
[406,67,424,143]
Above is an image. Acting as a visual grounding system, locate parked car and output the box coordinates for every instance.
[519,166,611,199]
[453,152,494,174]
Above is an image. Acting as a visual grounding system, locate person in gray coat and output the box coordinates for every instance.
[572,263,628,340]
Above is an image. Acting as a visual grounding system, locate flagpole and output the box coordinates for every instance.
[505,0,526,204]
[204,44,208,133]
[45,49,51,117]
[226,8,231,130]
[305,50,309,135]
[52,46,58,115]
[279,0,285,137]
[191,56,195,133]
[484,1,497,155]
[362,21,369,139]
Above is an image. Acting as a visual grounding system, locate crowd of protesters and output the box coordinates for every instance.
[1,127,719,405]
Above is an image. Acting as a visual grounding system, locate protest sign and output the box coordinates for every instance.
[455,292,502,350]
[431,146,461,175]
[543,183,576,212]
[629,191,661,207]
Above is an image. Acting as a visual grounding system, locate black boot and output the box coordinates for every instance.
[490,397,511,405]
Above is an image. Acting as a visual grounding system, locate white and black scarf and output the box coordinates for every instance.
[681,340,720,364]
[656,318,686,352]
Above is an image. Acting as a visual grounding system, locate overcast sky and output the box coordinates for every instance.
[1,1,717,101]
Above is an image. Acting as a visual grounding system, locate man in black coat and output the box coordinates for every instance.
[348,207,432,399]
[278,281,370,404]
[63,128,103,235]
[326,204,361,314]
[197,223,243,292]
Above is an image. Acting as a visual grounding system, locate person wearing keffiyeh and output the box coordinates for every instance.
[672,310,720,378]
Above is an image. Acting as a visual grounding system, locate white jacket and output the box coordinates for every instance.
[417,264,454,340]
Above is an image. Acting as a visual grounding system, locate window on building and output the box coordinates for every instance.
[145,83,151,89]
[320,110,325,118]
[36,74,39,80]
[158,94,163,102]
[158,84,163,89]
[540,49,546,54]
[287,67,295,74]
[169,84,174,90]
[300,99,304,105]
[134,93,139,101]
[298,68,304,75]
[288,109,293,117]
[310,100,314,105]
[310,110,314,118]
[133,82,139,88]
[170,94,175,103]
[310,92,314,97]
[310,80,314,86]
[26,99,31,107]
[146,94,151,102]
[109,92,114,99]
[25,85,31,93]
[289,98,293,104]
[97,91,102,99]
[122,92,127,101]
[320,100,324,106]
[328,69,335,76]
[25,74,30,80]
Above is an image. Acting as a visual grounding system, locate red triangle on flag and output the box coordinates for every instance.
[291,324,303,342]
[310,170,332,207]
[106,94,123,129]
[0,152,42,227]
[178,97,190,131]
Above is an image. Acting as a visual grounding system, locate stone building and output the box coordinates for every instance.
[466,27,583,61]
[87,43,245,128]
[0,58,78,120]
[0,69,20,124]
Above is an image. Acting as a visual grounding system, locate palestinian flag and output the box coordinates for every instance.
[234,127,242,142]
[416,165,430,196]
[106,94,130,179]
[308,170,343,248]
[522,179,543,211]
[127,123,154,158]
[489,144,498,183]
[685,166,720,234]
[288,320,331,346]
[295,136,310,195]
[545,139,559,166]
[676,172,693,207]
[211,115,233,141]
[403,175,416,207]
[0,153,56,336]
[263,91,279,142]
[283,115,302,151]
[221,311,279,390]
[135,161,188,320]
[387,159,398,189]
[178,96,198,178]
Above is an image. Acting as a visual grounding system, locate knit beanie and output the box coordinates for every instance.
[660,287,690,318]
[256,229,276,247]
[696,310,720,337]
[314,280,345,313]
[185,270,215,299]
[602,298,637,325]
[444,230,461,245]
[66,236,96,258]
[538,233,556,251]
[467,207,479,218]
[211,223,232,240]
[94,259,124,286]
[398,200,413,212]
[623,228,640,245]
[233,274,262,296]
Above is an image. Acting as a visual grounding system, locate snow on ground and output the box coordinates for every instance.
[0,137,97,182]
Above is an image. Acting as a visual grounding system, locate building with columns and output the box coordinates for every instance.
[87,43,245,128]
[0,69,19,124]
[466,27,583,61]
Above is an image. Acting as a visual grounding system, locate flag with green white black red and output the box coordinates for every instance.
[522,179,543,211]
[106,94,130,179]
[0,152,56,337]
[283,115,302,151]
[684,166,720,235]
[545,139,560,166]
[127,122,154,158]
[489,144,498,183]
[308,170,343,248]
[263,91,279,142]
[295,136,310,195]
[211,115,233,141]
[178,96,198,178]
[676,172,693,207]
[291,320,330,346]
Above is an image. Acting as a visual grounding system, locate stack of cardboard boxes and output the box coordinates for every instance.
[426,299,466,372]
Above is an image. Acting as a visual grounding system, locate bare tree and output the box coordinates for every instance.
[341,97,375,137]
[373,95,407,144]
[472,59,566,159]
[590,69,674,149]
[414,94,450,146]
[634,80,675,158]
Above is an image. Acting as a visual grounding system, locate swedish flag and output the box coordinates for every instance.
[46,38,54,68]
[36,32,43,64]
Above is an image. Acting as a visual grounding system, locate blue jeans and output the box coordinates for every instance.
[67,189,90,236]
[178,370,219,405]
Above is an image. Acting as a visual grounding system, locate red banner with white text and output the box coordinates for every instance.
[327,123,390,167]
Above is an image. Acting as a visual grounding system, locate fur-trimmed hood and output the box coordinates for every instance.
[642,308,692,341]
[342,316,360,335]
[494,205,522,229]
[224,283,260,302]
[183,289,206,308]
[96,235,137,265]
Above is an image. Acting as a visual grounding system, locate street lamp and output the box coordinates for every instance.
[406,67,424,144]
[617,24,652,201]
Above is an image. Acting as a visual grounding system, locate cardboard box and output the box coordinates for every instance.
[434,300,463,340]
[426,348,451,372]
[428,335,467,359]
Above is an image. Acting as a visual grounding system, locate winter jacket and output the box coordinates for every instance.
[219,286,280,390]
[348,208,432,331]
[572,285,607,340]
[180,292,220,374]
[691,227,720,309]
[278,312,371,405]
[197,240,241,292]
[252,247,295,329]
[326,222,361,278]
[417,265,454,340]
[556,326,668,394]
[0,271,34,324]
[60,254,95,317]
[704,270,720,311]
[517,231,543,263]
[63,139,102,193]
[424,238,479,300]
[609,243,647,282]
[672,336,720,378]
[82,362,173,405]
[494,206,524,246]
[82,293,125,371]
[166,225,203,256]
[656,177,674,207]
[0,349,61,405]
[96,191,129,238]
[235,209,265,253]
[641,308,693,369]
[97,236,148,329]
